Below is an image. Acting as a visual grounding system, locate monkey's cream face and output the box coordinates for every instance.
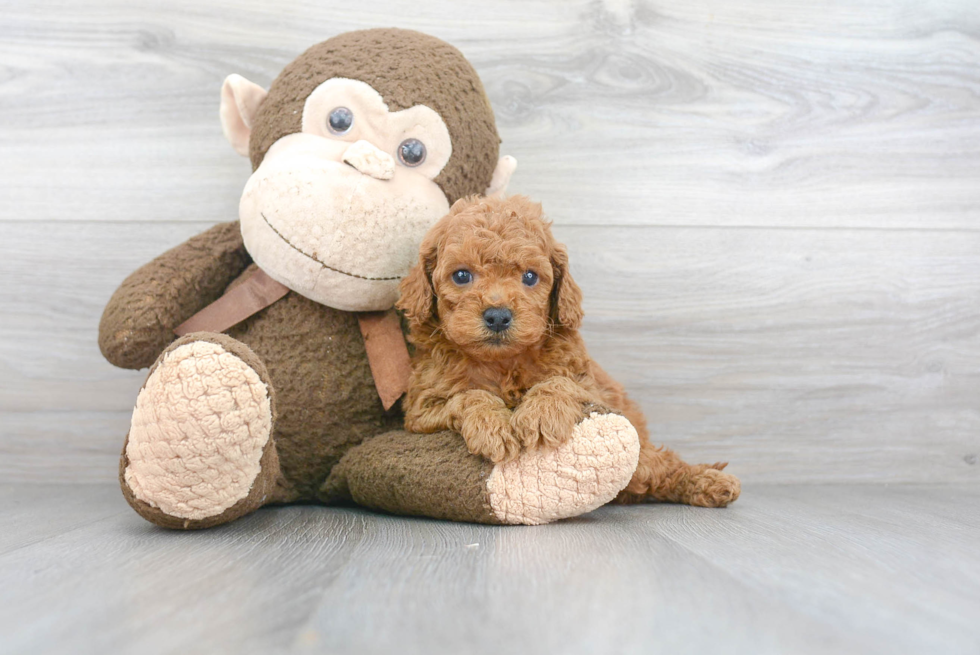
[239,78,453,311]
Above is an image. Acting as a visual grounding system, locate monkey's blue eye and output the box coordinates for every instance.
[328,107,353,134]
[398,138,426,166]
[522,271,539,287]
[452,269,472,285]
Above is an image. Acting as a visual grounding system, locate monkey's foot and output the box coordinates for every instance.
[486,409,640,525]
[121,333,281,529]
[323,407,639,526]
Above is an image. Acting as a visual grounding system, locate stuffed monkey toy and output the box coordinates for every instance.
[99,29,646,528]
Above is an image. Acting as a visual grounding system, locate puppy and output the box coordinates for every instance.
[396,195,740,507]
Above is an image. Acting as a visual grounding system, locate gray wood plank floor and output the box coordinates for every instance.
[2,483,978,655]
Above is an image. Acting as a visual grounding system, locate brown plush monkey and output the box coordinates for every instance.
[99,29,644,528]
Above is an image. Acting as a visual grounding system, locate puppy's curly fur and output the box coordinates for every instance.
[397,195,740,507]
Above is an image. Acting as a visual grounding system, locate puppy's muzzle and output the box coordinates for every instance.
[483,307,512,333]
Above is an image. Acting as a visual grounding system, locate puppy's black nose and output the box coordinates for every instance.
[483,307,512,333]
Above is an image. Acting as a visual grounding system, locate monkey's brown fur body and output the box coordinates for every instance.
[398,196,741,508]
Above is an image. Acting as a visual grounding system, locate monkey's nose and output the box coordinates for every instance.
[342,140,395,180]
[483,307,512,333]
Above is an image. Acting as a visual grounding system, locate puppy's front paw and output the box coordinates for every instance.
[460,407,521,464]
[511,395,582,451]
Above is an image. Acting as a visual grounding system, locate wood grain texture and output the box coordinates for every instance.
[1,0,979,485]
[1,0,978,227]
[1,483,978,654]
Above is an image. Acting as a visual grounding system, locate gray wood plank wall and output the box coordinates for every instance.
[1,0,978,484]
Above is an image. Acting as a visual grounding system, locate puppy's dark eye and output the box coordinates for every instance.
[522,271,539,287]
[452,269,472,285]
[398,138,426,166]
[327,107,354,135]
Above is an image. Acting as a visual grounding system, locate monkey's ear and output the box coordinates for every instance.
[220,74,268,157]
[549,243,584,330]
[396,237,441,333]
[484,156,517,198]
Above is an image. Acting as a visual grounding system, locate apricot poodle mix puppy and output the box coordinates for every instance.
[396,195,740,507]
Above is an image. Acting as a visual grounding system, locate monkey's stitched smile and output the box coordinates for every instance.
[260,212,402,282]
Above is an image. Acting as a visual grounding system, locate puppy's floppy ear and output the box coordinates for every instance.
[397,229,442,332]
[549,243,584,330]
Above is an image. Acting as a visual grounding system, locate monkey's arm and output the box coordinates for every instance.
[98,221,251,369]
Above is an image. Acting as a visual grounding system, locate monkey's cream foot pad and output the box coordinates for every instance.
[487,412,640,525]
[124,340,273,520]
